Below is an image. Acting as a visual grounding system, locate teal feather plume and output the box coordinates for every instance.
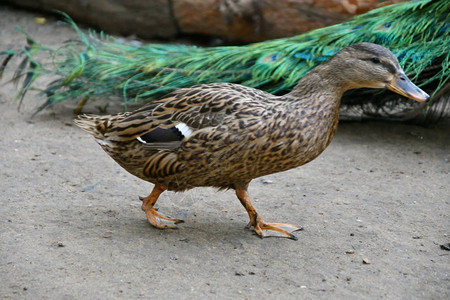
[1,0,449,122]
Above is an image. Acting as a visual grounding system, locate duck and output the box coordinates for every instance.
[74,43,429,240]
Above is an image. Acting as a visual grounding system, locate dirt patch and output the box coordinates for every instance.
[0,6,449,299]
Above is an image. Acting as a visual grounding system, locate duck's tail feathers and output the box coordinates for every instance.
[73,114,119,139]
[73,114,103,138]
[74,112,146,141]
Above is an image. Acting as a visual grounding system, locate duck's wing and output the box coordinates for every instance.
[103,84,268,149]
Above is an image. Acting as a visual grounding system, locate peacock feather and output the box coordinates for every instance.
[1,0,449,122]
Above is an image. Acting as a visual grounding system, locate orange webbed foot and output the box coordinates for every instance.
[237,188,302,240]
[247,220,302,240]
[139,184,184,229]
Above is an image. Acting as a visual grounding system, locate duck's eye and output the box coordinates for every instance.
[371,57,380,64]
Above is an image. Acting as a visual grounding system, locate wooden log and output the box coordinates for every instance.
[173,0,405,42]
[4,0,405,41]
[4,0,177,39]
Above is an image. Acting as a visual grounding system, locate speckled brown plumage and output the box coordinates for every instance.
[74,43,429,240]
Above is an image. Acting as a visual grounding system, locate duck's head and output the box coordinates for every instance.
[326,42,429,103]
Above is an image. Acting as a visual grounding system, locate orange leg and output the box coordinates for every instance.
[236,188,301,240]
[139,183,183,229]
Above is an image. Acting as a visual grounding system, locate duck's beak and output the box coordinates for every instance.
[386,73,430,103]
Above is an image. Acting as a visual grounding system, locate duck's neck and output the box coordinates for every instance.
[282,63,350,137]
[279,63,352,162]
[287,63,351,101]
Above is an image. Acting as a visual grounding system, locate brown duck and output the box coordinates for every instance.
[74,43,429,240]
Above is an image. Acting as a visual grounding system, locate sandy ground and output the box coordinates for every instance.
[0,6,449,300]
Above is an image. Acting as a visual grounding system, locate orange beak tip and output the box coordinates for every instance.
[409,92,430,103]
[387,75,430,103]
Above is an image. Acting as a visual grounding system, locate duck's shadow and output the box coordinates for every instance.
[88,211,303,246]
[129,217,257,243]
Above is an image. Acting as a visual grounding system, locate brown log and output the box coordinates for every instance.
[3,0,177,39]
[173,0,405,42]
[3,0,405,41]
